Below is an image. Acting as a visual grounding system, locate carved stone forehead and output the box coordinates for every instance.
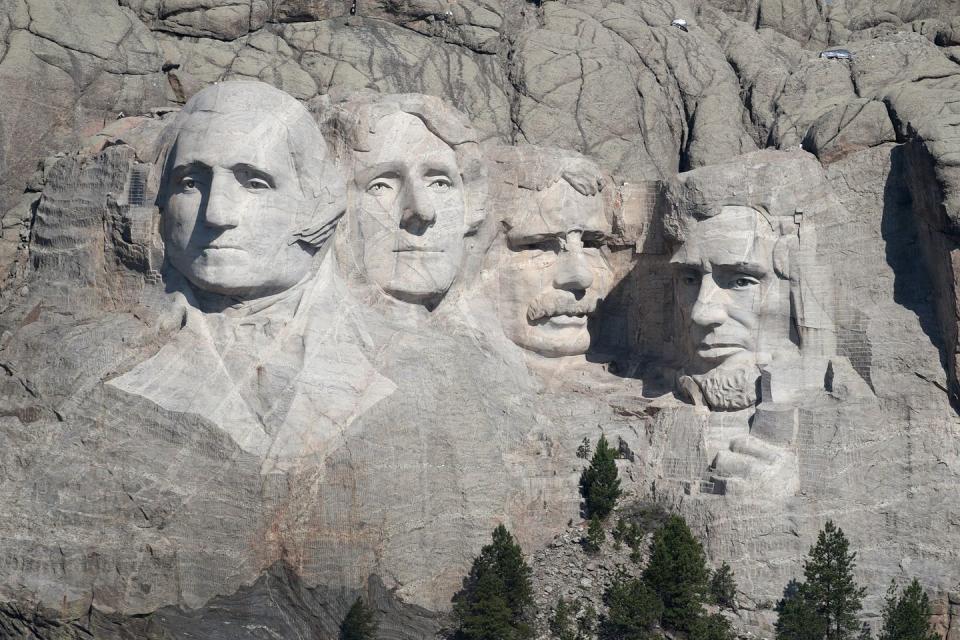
[671,205,778,268]
[171,113,293,171]
[506,181,610,241]
[182,81,315,130]
[352,112,457,169]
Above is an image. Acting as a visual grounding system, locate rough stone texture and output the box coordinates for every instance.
[2,0,960,638]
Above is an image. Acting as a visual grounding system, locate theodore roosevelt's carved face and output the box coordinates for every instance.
[163,111,318,299]
[493,179,613,357]
[349,112,468,308]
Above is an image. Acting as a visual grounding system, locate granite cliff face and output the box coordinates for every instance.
[1,0,960,638]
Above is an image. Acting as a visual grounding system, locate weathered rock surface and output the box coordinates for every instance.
[2,0,960,638]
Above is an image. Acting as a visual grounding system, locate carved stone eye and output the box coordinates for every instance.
[428,178,452,192]
[248,178,270,190]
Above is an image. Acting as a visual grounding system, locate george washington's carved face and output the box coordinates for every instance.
[671,206,793,409]
[163,112,320,299]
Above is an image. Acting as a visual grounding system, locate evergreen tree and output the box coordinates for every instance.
[579,434,621,519]
[878,579,939,640]
[802,521,867,640]
[775,521,867,640]
[775,579,825,640]
[710,562,738,610]
[600,572,663,640]
[549,597,579,640]
[452,524,534,640]
[690,613,736,640]
[642,514,709,633]
[454,567,517,640]
[340,597,378,640]
[585,515,606,553]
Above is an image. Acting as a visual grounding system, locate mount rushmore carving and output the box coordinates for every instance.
[0,77,956,635]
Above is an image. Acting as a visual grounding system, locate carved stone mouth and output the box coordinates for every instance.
[530,312,590,328]
[393,247,444,253]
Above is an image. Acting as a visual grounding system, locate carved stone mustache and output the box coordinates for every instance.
[526,291,600,323]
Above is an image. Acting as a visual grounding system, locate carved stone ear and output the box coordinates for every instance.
[773,234,798,280]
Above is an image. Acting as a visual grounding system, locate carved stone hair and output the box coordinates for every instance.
[486,144,613,234]
[157,81,347,249]
[319,92,487,234]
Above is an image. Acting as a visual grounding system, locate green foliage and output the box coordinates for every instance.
[585,515,606,553]
[549,598,579,640]
[612,518,644,554]
[642,514,709,633]
[803,521,867,640]
[580,602,597,638]
[710,562,738,610]
[579,435,621,520]
[775,521,867,640]
[690,613,736,640]
[600,572,663,640]
[775,579,825,640]
[340,597,378,640]
[577,437,592,460]
[453,524,534,640]
[879,579,939,640]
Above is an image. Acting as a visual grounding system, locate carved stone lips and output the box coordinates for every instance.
[696,342,746,359]
[527,294,599,323]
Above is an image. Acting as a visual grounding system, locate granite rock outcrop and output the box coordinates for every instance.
[2,0,960,638]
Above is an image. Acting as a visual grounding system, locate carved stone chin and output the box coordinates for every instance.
[684,361,760,411]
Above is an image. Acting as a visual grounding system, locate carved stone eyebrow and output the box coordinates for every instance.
[170,160,210,177]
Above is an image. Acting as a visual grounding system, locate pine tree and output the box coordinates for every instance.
[454,566,517,640]
[642,514,709,633]
[453,524,534,640]
[775,521,867,640]
[710,562,738,610]
[548,597,579,640]
[878,579,939,640]
[579,434,621,519]
[690,613,736,640]
[340,597,378,640]
[601,571,663,640]
[803,521,867,640]
[585,515,606,553]
[775,579,825,640]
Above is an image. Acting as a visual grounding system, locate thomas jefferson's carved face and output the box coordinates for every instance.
[671,206,792,373]
[349,112,467,308]
[493,180,613,357]
[163,112,317,299]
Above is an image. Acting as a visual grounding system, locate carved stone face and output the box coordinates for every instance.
[671,206,792,378]
[163,112,317,299]
[493,180,613,357]
[350,112,467,308]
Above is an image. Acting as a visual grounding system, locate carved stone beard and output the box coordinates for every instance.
[688,360,760,411]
